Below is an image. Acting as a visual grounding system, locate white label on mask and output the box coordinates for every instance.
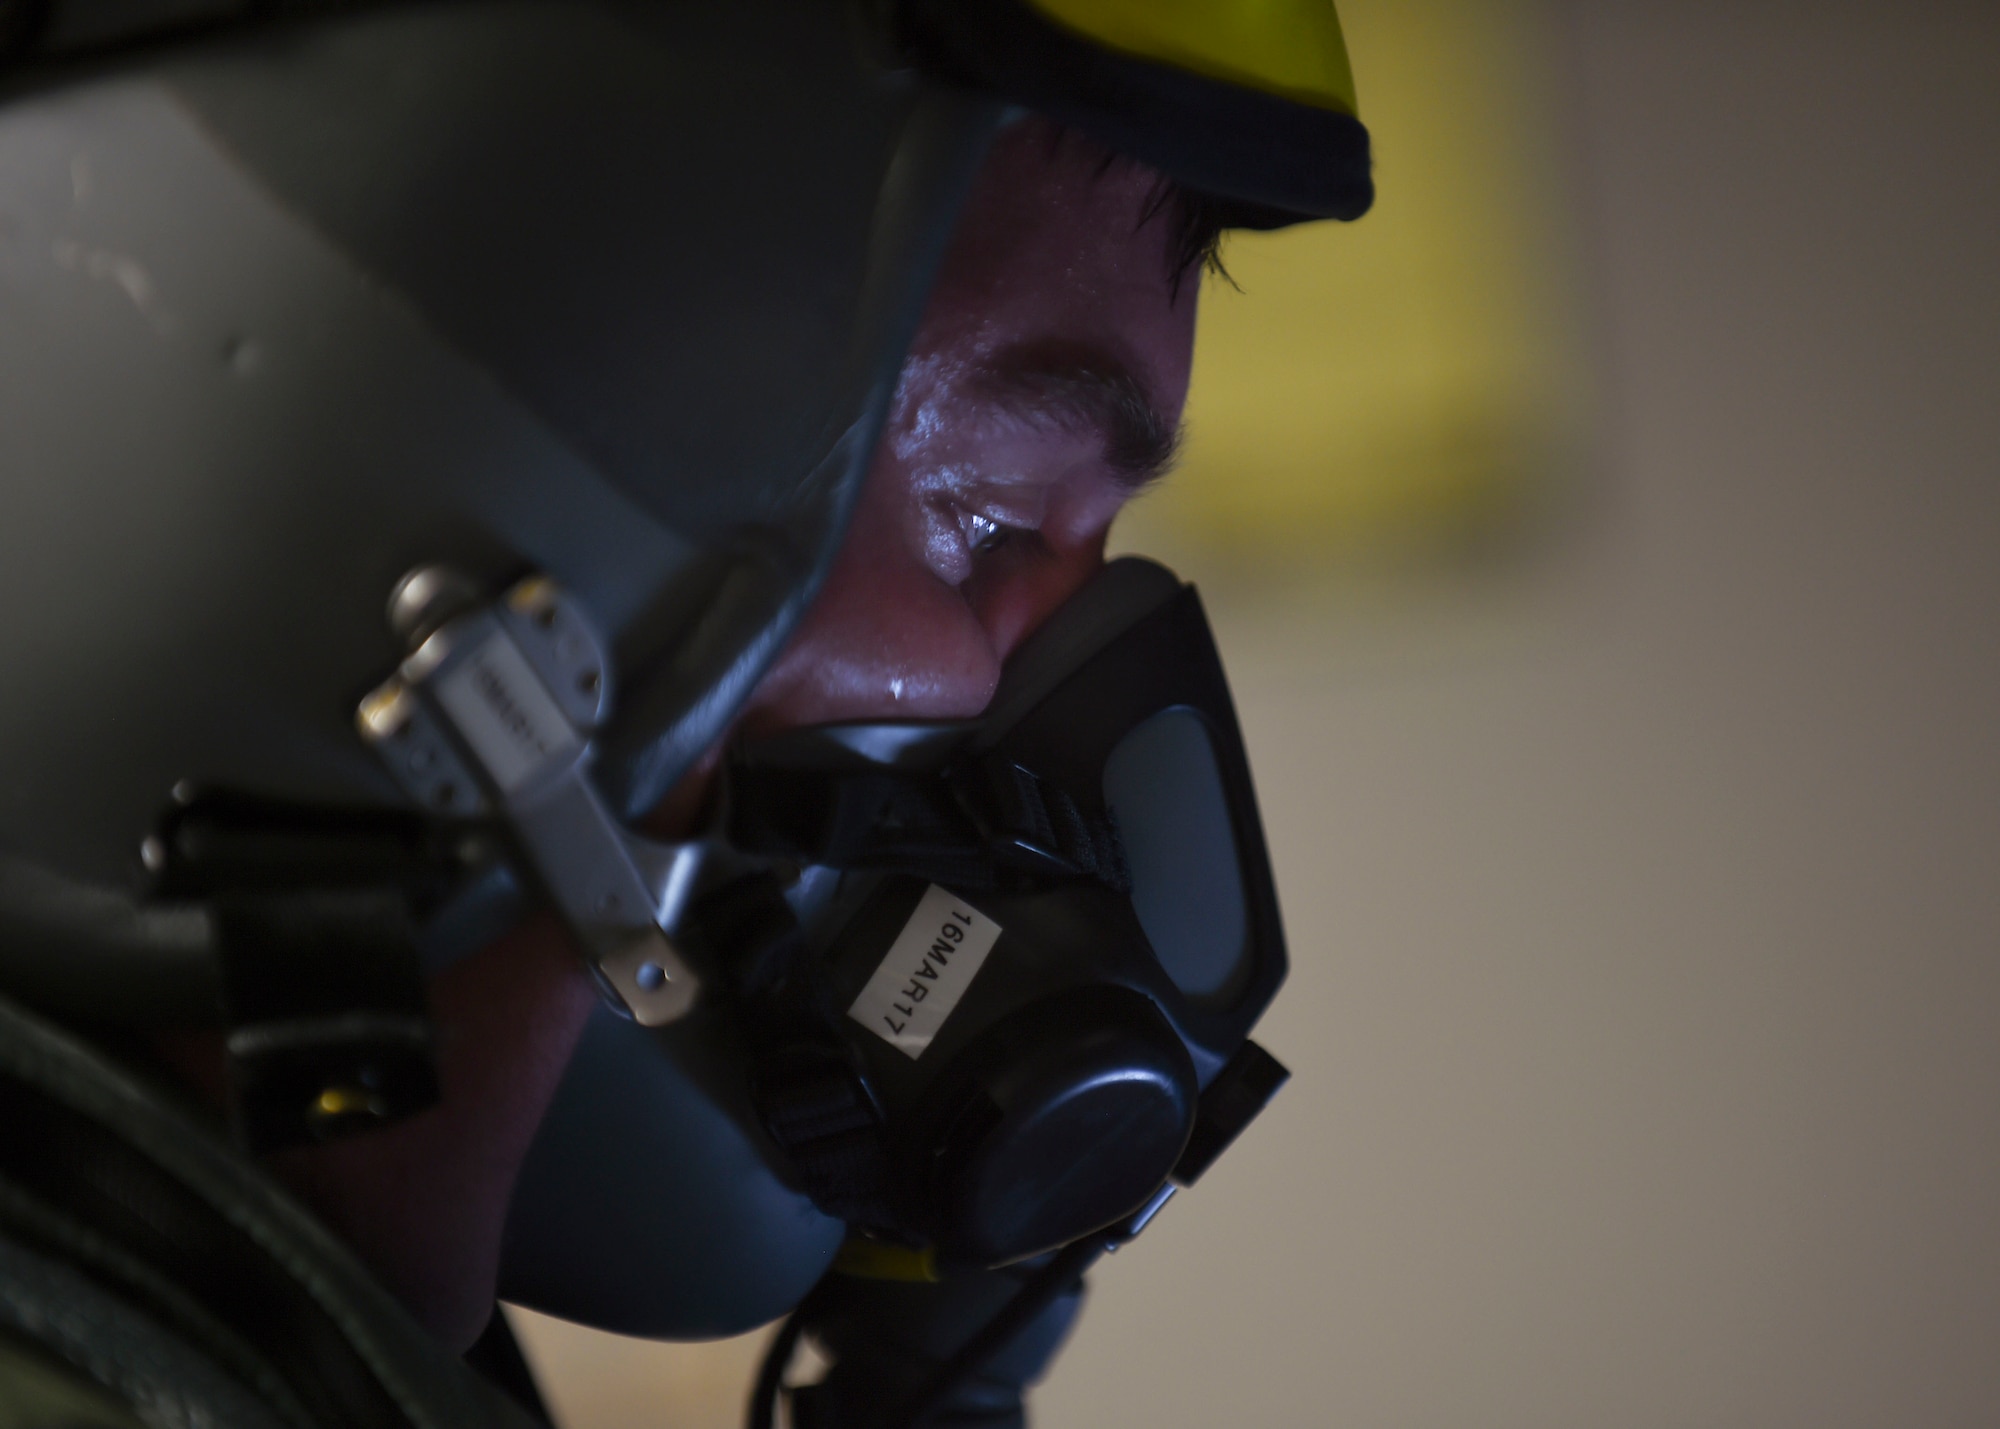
[848,884,1003,1060]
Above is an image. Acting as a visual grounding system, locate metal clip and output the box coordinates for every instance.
[357,568,699,1026]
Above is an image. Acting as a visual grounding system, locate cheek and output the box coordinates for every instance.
[737,475,1005,731]
[963,510,1116,658]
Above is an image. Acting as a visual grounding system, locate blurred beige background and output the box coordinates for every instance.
[512,3,2000,1424]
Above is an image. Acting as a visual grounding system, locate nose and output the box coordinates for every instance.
[735,460,1107,738]
[751,534,1008,729]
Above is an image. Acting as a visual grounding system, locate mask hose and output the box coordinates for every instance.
[746,1279,828,1429]
[886,1233,1109,1429]
[747,1187,1170,1429]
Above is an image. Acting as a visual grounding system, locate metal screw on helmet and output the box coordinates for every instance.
[387,564,483,646]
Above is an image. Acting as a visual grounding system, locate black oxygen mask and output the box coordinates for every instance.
[496,556,1290,1331]
[713,555,1289,1267]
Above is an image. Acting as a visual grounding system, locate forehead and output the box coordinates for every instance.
[935,118,1180,288]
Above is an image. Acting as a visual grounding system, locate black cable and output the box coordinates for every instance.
[750,1243,1099,1429]
[759,1191,1169,1429]
[889,1234,1109,1429]
[748,1299,812,1429]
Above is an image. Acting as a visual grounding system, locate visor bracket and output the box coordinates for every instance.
[359,568,700,1026]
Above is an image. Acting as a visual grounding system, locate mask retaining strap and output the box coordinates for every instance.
[725,755,1130,894]
[683,870,906,1234]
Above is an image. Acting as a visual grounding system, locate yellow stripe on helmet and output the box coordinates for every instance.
[1026,0,1359,117]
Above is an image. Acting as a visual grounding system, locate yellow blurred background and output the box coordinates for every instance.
[1119,0,1587,575]
[514,4,2000,1426]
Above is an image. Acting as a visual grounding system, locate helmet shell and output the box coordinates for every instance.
[0,0,1000,884]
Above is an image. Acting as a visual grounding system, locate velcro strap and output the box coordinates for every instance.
[754,1049,897,1230]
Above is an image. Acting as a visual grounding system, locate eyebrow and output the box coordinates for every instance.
[972,342,1183,491]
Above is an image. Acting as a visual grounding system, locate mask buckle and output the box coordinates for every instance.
[950,755,1130,891]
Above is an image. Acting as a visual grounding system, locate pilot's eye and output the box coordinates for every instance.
[962,511,1019,555]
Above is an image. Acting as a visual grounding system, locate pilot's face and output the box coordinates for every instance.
[736,116,1202,736]
[273,116,1206,1353]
